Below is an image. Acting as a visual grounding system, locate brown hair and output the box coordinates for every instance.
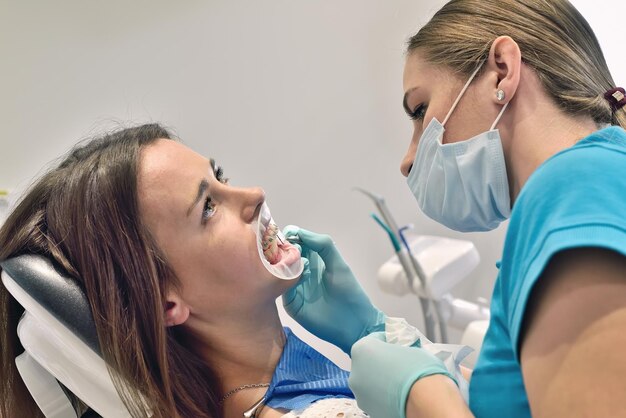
[407,0,626,128]
[0,124,222,418]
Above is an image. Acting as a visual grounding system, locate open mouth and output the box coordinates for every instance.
[261,221,283,265]
[255,201,304,280]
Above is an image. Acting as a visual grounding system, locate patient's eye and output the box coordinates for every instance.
[213,164,228,184]
[202,196,216,223]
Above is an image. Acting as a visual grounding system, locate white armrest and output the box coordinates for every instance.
[15,351,77,418]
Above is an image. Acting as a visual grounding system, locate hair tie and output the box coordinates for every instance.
[604,87,626,111]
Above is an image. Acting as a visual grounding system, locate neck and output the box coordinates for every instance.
[501,67,599,202]
[185,301,286,416]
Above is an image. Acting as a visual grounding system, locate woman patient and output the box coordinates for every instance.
[0,124,365,418]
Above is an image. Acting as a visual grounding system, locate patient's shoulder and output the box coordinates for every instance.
[281,398,367,417]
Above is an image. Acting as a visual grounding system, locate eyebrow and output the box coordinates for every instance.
[403,87,418,116]
[187,178,209,217]
[186,158,216,217]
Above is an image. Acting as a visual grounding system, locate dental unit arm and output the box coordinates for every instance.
[354,188,439,342]
[355,187,490,349]
[355,187,447,342]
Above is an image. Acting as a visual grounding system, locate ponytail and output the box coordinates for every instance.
[613,108,626,129]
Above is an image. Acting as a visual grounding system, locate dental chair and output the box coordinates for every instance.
[1,254,132,418]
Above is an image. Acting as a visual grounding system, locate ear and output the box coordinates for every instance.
[487,36,522,104]
[164,291,190,327]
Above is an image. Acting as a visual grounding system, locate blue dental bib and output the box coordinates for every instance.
[264,328,353,411]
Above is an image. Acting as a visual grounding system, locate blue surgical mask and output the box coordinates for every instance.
[406,63,511,232]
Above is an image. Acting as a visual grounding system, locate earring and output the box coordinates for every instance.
[496,89,506,101]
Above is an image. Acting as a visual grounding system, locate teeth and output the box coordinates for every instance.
[261,223,280,264]
[261,224,275,249]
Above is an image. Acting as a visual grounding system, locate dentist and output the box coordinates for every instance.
[283,0,626,417]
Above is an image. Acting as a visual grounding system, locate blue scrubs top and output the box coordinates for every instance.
[469,126,626,417]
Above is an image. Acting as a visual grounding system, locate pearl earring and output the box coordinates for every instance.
[496,89,506,101]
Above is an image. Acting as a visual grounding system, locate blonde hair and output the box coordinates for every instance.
[408,0,626,128]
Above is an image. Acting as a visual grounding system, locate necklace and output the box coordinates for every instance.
[219,383,270,404]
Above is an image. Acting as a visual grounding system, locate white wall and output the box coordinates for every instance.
[570,0,626,86]
[1,0,624,368]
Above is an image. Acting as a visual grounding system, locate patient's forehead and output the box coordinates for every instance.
[137,139,211,224]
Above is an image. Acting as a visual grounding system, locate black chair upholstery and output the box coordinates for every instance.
[0,254,100,355]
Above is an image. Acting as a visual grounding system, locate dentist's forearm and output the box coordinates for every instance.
[405,375,474,418]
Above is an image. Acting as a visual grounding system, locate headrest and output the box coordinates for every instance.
[0,254,100,355]
[2,254,132,417]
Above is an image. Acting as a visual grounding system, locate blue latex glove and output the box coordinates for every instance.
[282,226,385,354]
[349,332,457,418]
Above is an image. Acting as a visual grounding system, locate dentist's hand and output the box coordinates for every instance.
[349,332,457,418]
[282,226,385,354]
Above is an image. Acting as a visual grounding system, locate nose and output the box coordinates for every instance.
[400,140,418,177]
[401,162,413,177]
[400,124,423,177]
[239,186,266,223]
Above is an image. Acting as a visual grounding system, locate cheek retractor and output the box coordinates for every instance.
[255,202,304,280]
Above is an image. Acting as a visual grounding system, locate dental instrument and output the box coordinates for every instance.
[369,213,437,342]
[399,225,449,343]
[285,235,300,244]
[369,213,414,289]
[354,186,438,342]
